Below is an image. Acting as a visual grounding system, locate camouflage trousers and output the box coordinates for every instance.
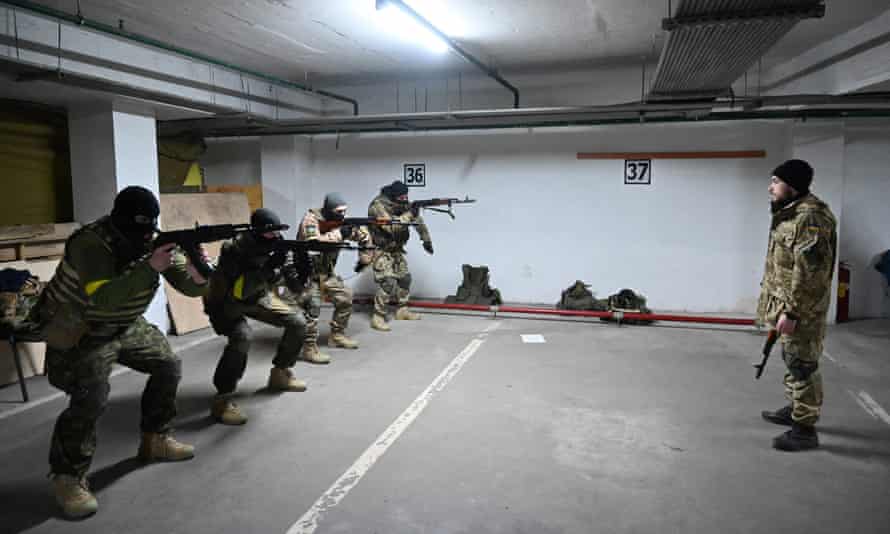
[46,317,180,477]
[780,320,826,426]
[372,251,411,317]
[207,292,305,395]
[297,274,354,343]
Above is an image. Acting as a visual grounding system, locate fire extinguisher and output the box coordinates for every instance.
[837,261,850,323]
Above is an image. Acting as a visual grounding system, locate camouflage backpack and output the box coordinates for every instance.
[557,280,607,311]
[602,288,654,325]
[445,264,503,305]
[0,270,45,332]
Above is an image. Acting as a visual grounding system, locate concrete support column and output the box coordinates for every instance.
[790,121,846,325]
[68,102,169,332]
[260,135,313,236]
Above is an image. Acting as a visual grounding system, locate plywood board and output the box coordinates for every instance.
[160,193,251,335]
[205,184,263,213]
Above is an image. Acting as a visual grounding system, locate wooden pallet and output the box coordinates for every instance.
[0,223,80,262]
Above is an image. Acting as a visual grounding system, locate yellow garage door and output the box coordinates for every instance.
[0,105,73,225]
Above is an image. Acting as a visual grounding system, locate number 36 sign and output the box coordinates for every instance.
[624,159,651,185]
[403,163,426,187]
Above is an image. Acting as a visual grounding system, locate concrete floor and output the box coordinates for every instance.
[1,311,888,534]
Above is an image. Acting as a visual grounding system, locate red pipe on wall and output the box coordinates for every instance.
[404,300,756,326]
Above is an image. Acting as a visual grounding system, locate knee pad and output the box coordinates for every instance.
[380,278,399,295]
[397,273,412,291]
[156,356,183,382]
[71,381,111,417]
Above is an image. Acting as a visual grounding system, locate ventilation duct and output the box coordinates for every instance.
[649,0,825,101]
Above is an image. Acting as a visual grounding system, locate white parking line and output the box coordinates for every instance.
[849,390,890,427]
[0,333,218,422]
[286,321,502,534]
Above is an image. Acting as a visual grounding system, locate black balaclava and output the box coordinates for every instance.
[381,180,409,213]
[771,159,814,213]
[322,192,347,221]
[111,186,160,251]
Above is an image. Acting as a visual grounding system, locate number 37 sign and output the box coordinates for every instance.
[624,159,651,185]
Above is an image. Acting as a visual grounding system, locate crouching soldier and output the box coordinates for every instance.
[33,186,209,519]
[203,208,311,425]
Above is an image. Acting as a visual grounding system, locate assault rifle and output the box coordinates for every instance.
[317,217,418,234]
[754,328,779,380]
[409,196,476,219]
[270,240,377,254]
[154,222,289,278]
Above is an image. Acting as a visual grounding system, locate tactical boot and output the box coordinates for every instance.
[762,404,793,426]
[773,422,819,452]
[268,367,308,392]
[211,396,248,425]
[138,432,195,462]
[300,343,331,364]
[395,307,421,320]
[52,474,98,519]
[329,331,359,349]
[371,313,391,331]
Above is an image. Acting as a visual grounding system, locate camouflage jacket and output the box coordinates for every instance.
[367,194,431,252]
[207,232,304,305]
[36,216,207,334]
[757,193,837,327]
[297,208,373,277]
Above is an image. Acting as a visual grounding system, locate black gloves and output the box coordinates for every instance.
[260,250,287,280]
[339,225,353,241]
[422,241,434,255]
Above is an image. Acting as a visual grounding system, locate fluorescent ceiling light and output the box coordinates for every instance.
[375,0,462,54]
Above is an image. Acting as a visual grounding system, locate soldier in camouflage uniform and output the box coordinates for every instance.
[367,181,433,331]
[296,193,373,359]
[203,208,311,426]
[757,159,837,452]
[32,187,209,519]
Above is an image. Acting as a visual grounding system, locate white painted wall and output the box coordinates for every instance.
[68,106,118,224]
[305,121,789,313]
[841,121,890,319]
[68,102,169,332]
[261,136,313,238]
[201,138,262,186]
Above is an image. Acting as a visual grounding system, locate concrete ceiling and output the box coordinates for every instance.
[22,0,890,86]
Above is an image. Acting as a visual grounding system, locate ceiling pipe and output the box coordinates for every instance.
[157,93,890,137]
[376,0,520,109]
[1,0,359,115]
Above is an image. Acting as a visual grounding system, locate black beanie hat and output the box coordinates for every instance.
[382,180,409,200]
[250,208,284,231]
[772,159,813,194]
[322,192,347,219]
